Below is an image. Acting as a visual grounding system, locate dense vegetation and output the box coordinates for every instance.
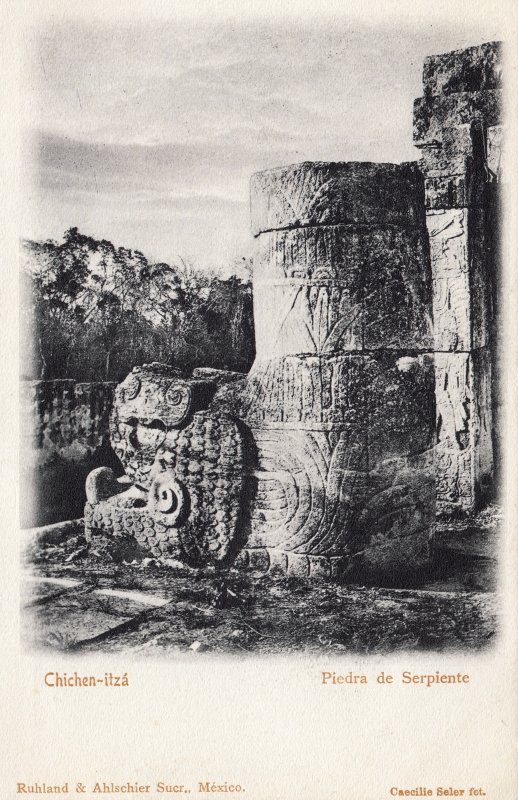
[21,228,255,382]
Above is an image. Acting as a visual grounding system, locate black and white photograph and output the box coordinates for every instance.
[18,9,508,658]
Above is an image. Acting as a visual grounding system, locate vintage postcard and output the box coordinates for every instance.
[1,0,517,798]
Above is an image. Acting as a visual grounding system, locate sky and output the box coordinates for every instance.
[21,13,503,275]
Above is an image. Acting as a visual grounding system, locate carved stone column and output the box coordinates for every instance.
[413,41,503,514]
[237,161,436,579]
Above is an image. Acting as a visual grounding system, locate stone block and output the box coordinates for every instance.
[426,208,491,351]
[241,355,370,431]
[112,366,215,455]
[82,362,249,568]
[329,557,346,580]
[20,379,119,527]
[192,367,246,386]
[469,204,493,350]
[250,161,425,235]
[414,43,502,515]
[413,90,502,148]
[87,409,246,566]
[240,344,435,569]
[427,208,470,350]
[268,548,288,574]
[418,126,473,177]
[242,158,436,575]
[252,280,364,357]
[361,227,432,350]
[21,379,115,460]
[247,444,435,573]
[287,552,310,578]
[365,353,436,465]
[253,225,432,354]
[242,351,437,438]
[423,176,469,210]
[422,41,503,97]
[470,348,493,503]
[307,555,332,580]
[435,350,493,514]
[246,422,434,565]
[232,549,249,569]
[247,426,368,554]
[486,125,505,180]
[247,548,270,572]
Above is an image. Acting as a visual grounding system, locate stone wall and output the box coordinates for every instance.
[413,41,503,515]
[20,380,119,527]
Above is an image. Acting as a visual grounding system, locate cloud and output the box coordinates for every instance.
[21,16,503,268]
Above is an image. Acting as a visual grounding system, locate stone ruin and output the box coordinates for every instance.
[414,41,503,514]
[85,364,248,565]
[84,41,503,581]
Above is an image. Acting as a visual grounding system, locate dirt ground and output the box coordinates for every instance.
[21,505,500,656]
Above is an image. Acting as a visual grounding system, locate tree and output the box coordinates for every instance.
[20,230,255,381]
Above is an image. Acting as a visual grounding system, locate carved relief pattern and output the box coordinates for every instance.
[85,366,245,565]
[434,350,493,513]
[254,224,433,356]
[250,161,424,235]
[426,209,471,352]
[248,428,362,555]
[244,160,436,575]
[414,40,501,512]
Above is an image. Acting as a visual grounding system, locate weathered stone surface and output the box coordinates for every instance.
[250,161,425,236]
[423,175,469,210]
[238,355,367,427]
[112,365,215,487]
[192,367,246,386]
[469,348,493,505]
[422,41,503,97]
[286,552,311,578]
[253,225,432,353]
[415,41,503,514]
[365,353,435,463]
[20,379,118,526]
[419,123,501,209]
[246,427,367,556]
[245,424,434,571]
[427,208,469,350]
[435,349,492,514]
[238,353,435,449]
[85,364,246,567]
[413,90,502,148]
[21,379,115,462]
[469,204,494,351]
[245,161,436,576]
[486,125,505,180]
[418,125,473,178]
[426,208,492,351]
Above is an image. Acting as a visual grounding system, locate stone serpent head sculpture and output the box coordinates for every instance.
[84,363,246,565]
